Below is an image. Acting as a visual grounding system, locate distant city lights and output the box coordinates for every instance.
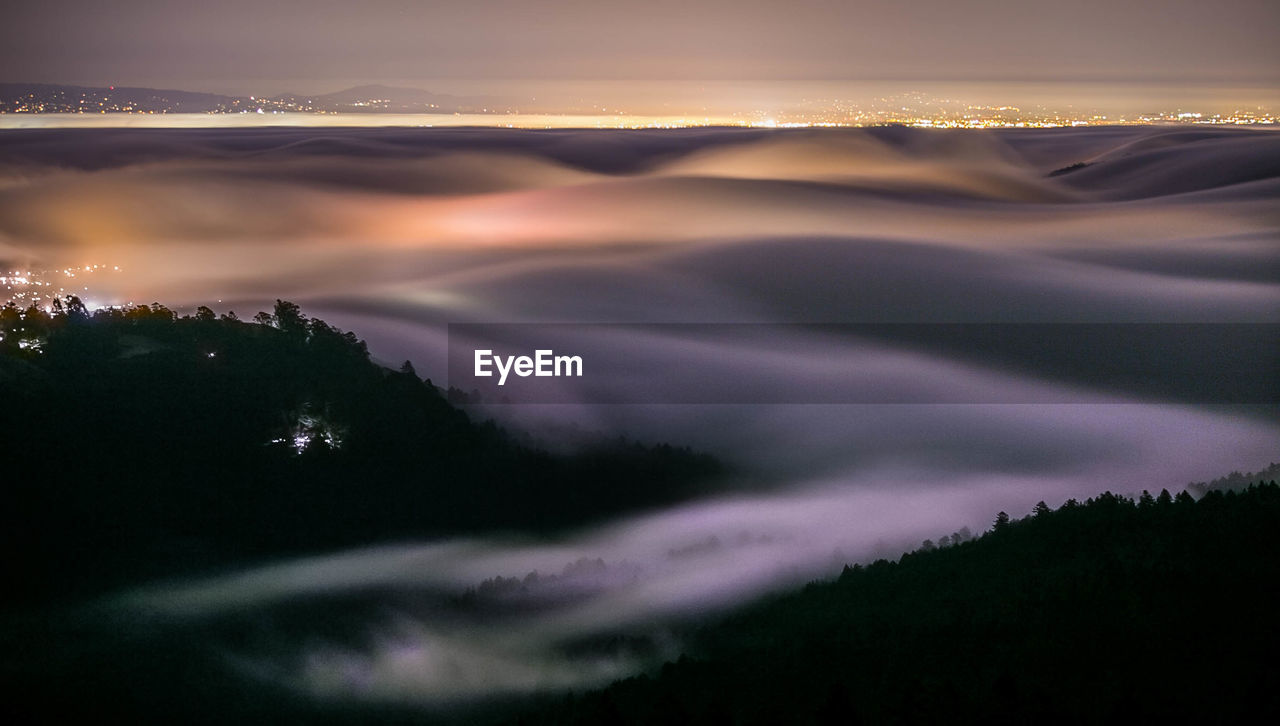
[2,87,1275,129]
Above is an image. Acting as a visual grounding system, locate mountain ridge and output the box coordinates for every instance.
[0,81,510,114]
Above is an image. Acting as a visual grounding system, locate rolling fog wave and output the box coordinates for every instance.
[4,125,1278,706]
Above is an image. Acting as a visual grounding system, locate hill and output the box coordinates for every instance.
[0,298,722,607]
[0,82,507,114]
[0,82,241,113]
[515,482,1280,725]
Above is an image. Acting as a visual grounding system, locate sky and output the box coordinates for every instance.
[2,0,1277,95]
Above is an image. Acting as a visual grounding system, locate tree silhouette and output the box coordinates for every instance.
[272,298,307,337]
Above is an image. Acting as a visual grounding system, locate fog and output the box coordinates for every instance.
[3,125,1278,707]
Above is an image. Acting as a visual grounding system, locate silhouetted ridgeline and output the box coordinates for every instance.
[515,483,1280,726]
[0,299,722,606]
[1188,461,1280,497]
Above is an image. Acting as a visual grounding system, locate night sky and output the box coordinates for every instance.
[2,0,1277,93]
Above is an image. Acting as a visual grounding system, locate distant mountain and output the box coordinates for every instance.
[269,83,513,113]
[311,83,456,106]
[0,82,241,113]
[0,82,516,114]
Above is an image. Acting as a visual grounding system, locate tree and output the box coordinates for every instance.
[195,306,216,322]
[0,302,21,342]
[64,295,89,322]
[149,303,175,322]
[125,305,151,321]
[273,299,307,337]
[993,511,1011,531]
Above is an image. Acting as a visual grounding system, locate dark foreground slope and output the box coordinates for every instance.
[0,300,721,607]
[516,483,1280,726]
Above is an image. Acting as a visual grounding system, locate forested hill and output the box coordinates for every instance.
[517,482,1280,726]
[0,299,721,607]
[1189,461,1280,496]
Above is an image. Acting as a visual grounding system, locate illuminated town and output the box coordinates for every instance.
[1,83,1275,128]
[2,264,121,311]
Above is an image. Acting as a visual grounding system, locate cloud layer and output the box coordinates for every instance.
[5,125,1278,706]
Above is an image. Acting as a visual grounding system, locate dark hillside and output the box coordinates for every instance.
[0,299,721,607]
[518,483,1280,725]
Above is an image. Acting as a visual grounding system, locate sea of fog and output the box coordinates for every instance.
[2,125,1278,708]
